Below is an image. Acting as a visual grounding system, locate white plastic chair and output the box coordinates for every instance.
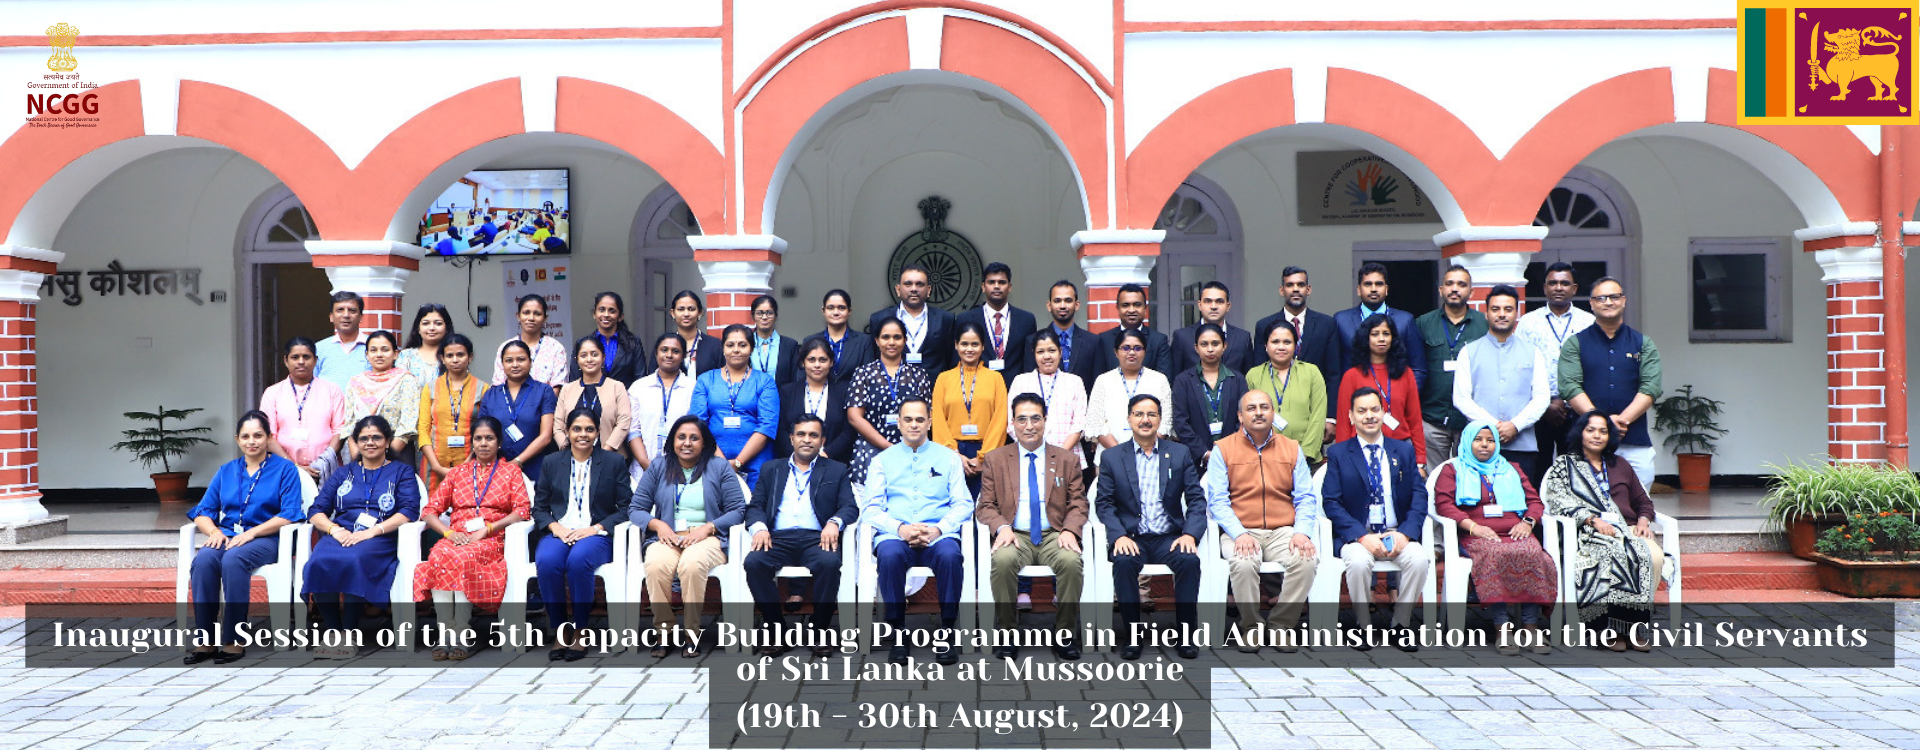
[293,476,430,648]
[1307,464,1439,632]
[175,469,318,651]
[500,474,634,652]
[1424,458,1568,631]
[973,520,1100,640]
[853,520,977,653]
[1203,464,1319,631]
[1085,518,1223,645]
[1550,474,1684,631]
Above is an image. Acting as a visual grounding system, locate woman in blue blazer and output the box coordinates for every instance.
[631,415,747,657]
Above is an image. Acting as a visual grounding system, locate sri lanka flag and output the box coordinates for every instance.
[1739,0,1919,124]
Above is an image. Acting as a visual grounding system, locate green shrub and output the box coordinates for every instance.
[1763,459,1920,532]
[1815,512,1920,561]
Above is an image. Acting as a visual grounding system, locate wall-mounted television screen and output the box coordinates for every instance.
[418,169,570,255]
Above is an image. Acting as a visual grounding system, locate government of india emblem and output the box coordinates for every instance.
[46,23,79,73]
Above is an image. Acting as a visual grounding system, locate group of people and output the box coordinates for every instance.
[422,207,571,256]
[183,259,1672,663]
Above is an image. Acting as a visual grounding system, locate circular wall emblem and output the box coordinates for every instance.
[887,196,983,313]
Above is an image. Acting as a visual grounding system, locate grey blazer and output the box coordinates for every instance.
[629,454,748,547]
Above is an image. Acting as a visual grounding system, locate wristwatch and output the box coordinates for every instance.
[1521,515,1537,526]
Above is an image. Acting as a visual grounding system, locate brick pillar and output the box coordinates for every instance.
[0,244,62,528]
[304,241,423,333]
[1803,224,1887,464]
[688,235,784,335]
[1436,226,1546,312]
[1072,230,1165,334]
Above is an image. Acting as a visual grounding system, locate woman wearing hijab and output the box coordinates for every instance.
[1431,420,1557,655]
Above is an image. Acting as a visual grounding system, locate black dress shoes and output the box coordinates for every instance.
[1052,639,1081,661]
[182,650,216,665]
[993,644,1019,659]
[213,648,245,665]
[889,642,911,665]
[933,641,960,666]
[1119,643,1143,661]
[1393,625,1420,652]
[1175,644,1199,659]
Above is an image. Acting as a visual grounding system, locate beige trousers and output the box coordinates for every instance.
[1222,528,1316,631]
[644,536,726,633]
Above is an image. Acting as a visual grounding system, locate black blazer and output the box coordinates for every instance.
[685,333,725,375]
[1032,323,1108,385]
[530,447,632,547]
[1169,367,1247,468]
[867,305,957,375]
[745,456,859,531]
[956,304,1037,375]
[1095,440,1208,541]
[1098,325,1174,375]
[1321,436,1428,548]
[774,380,854,462]
[1255,308,1344,419]
[756,334,801,387]
[578,331,648,384]
[802,329,877,385]
[1169,322,1257,376]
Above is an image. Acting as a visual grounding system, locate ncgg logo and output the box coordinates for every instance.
[28,23,99,117]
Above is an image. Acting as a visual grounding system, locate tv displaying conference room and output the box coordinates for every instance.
[418,169,570,255]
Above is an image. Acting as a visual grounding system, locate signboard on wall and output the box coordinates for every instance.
[502,258,571,344]
[1296,150,1440,225]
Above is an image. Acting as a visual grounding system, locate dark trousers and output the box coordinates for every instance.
[189,536,280,645]
[535,534,614,630]
[745,528,843,628]
[1110,532,1201,629]
[1502,449,1542,488]
[318,593,367,631]
[875,537,965,626]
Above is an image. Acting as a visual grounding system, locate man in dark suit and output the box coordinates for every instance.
[803,289,876,385]
[1035,279,1106,385]
[866,264,956,374]
[1256,267,1346,445]
[976,393,1088,660]
[956,262,1037,376]
[742,415,859,656]
[1170,281,1256,375]
[1095,393,1205,660]
[1331,262,1428,390]
[1320,386,1430,651]
[1097,283,1173,374]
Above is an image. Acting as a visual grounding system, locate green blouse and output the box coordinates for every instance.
[1242,360,1329,462]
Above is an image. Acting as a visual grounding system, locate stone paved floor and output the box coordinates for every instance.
[5,608,1920,750]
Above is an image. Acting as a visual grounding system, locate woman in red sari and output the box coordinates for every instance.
[413,415,529,660]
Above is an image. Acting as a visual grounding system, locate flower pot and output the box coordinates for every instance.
[1810,552,1920,597]
[1675,453,1712,491]
[151,471,191,504]
[1783,514,1846,561]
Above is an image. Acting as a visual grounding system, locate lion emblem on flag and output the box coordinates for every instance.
[1811,24,1904,101]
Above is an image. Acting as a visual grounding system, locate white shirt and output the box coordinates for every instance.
[1517,305,1595,392]
[1085,368,1175,466]
[560,457,592,529]
[1005,371,1089,468]
[627,371,697,458]
[896,304,931,357]
[982,303,1012,361]
[749,459,828,535]
[1354,432,1396,530]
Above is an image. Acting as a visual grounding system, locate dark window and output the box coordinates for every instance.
[1691,253,1769,331]
[1353,259,1440,319]
[1522,260,1612,314]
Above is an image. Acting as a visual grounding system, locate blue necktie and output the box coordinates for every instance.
[1028,453,1044,546]
[1366,444,1386,534]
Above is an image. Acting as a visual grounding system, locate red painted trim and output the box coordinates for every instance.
[311,254,421,271]
[0,258,59,275]
[0,27,719,48]
[733,0,1114,102]
[1112,0,1128,231]
[1470,68,1675,224]
[1122,19,1735,33]
[556,78,726,235]
[1804,234,1879,252]
[1439,239,1541,258]
[722,0,737,233]
[691,249,781,263]
[1125,69,1292,229]
[1077,243,1161,257]
[1323,68,1488,219]
[0,80,145,239]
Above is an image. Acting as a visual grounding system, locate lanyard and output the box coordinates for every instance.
[291,381,312,421]
[825,332,845,363]
[444,375,471,431]
[672,467,694,509]
[960,366,978,416]
[1370,364,1393,406]
[1547,312,1573,346]
[723,370,748,412]
[232,463,266,530]
[1482,474,1497,509]
[1445,318,1468,353]
[1199,366,1224,422]
[657,376,679,425]
[1037,372,1056,409]
[580,381,601,415]
[754,335,776,371]
[805,383,828,416]
[1263,363,1292,409]
[901,309,925,353]
[354,464,389,515]
[501,381,526,425]
[475,459,500,514]
[987,309,1006,355]
[791,460,811,506]
[883,363,901,406]
[1122,371,1142,399]
[1591,461,1608,492]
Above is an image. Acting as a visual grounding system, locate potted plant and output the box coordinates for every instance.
[1811,512,1920,597]
[1764,459,1920,559]
[1653,383,1727,491]
[109,405,217,503]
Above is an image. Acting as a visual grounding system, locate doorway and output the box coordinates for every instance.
[241,191,333,404]
[1153,176,1244,329]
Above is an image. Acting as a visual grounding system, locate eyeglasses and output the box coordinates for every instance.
[1120,345,1146,353]
[1590,293,1625,304]
[753,309,776,318]
[1011,415,1047,425]
[354,435,386,444]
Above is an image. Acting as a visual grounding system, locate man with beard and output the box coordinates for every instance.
[868,265,957,374]
[1515,262,1594,478]
[1451,285,1552,484]
[1097,283,1174,375]
[1256,266,1345,445]
[958,262,1037,375]
[1414,265,1487,472]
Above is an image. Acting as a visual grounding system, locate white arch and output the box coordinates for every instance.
[1625,123,1847,228]
[5,135,232,248]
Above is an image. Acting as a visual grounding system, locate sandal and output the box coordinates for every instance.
[432,647,451,661]
[448,648,470,661]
